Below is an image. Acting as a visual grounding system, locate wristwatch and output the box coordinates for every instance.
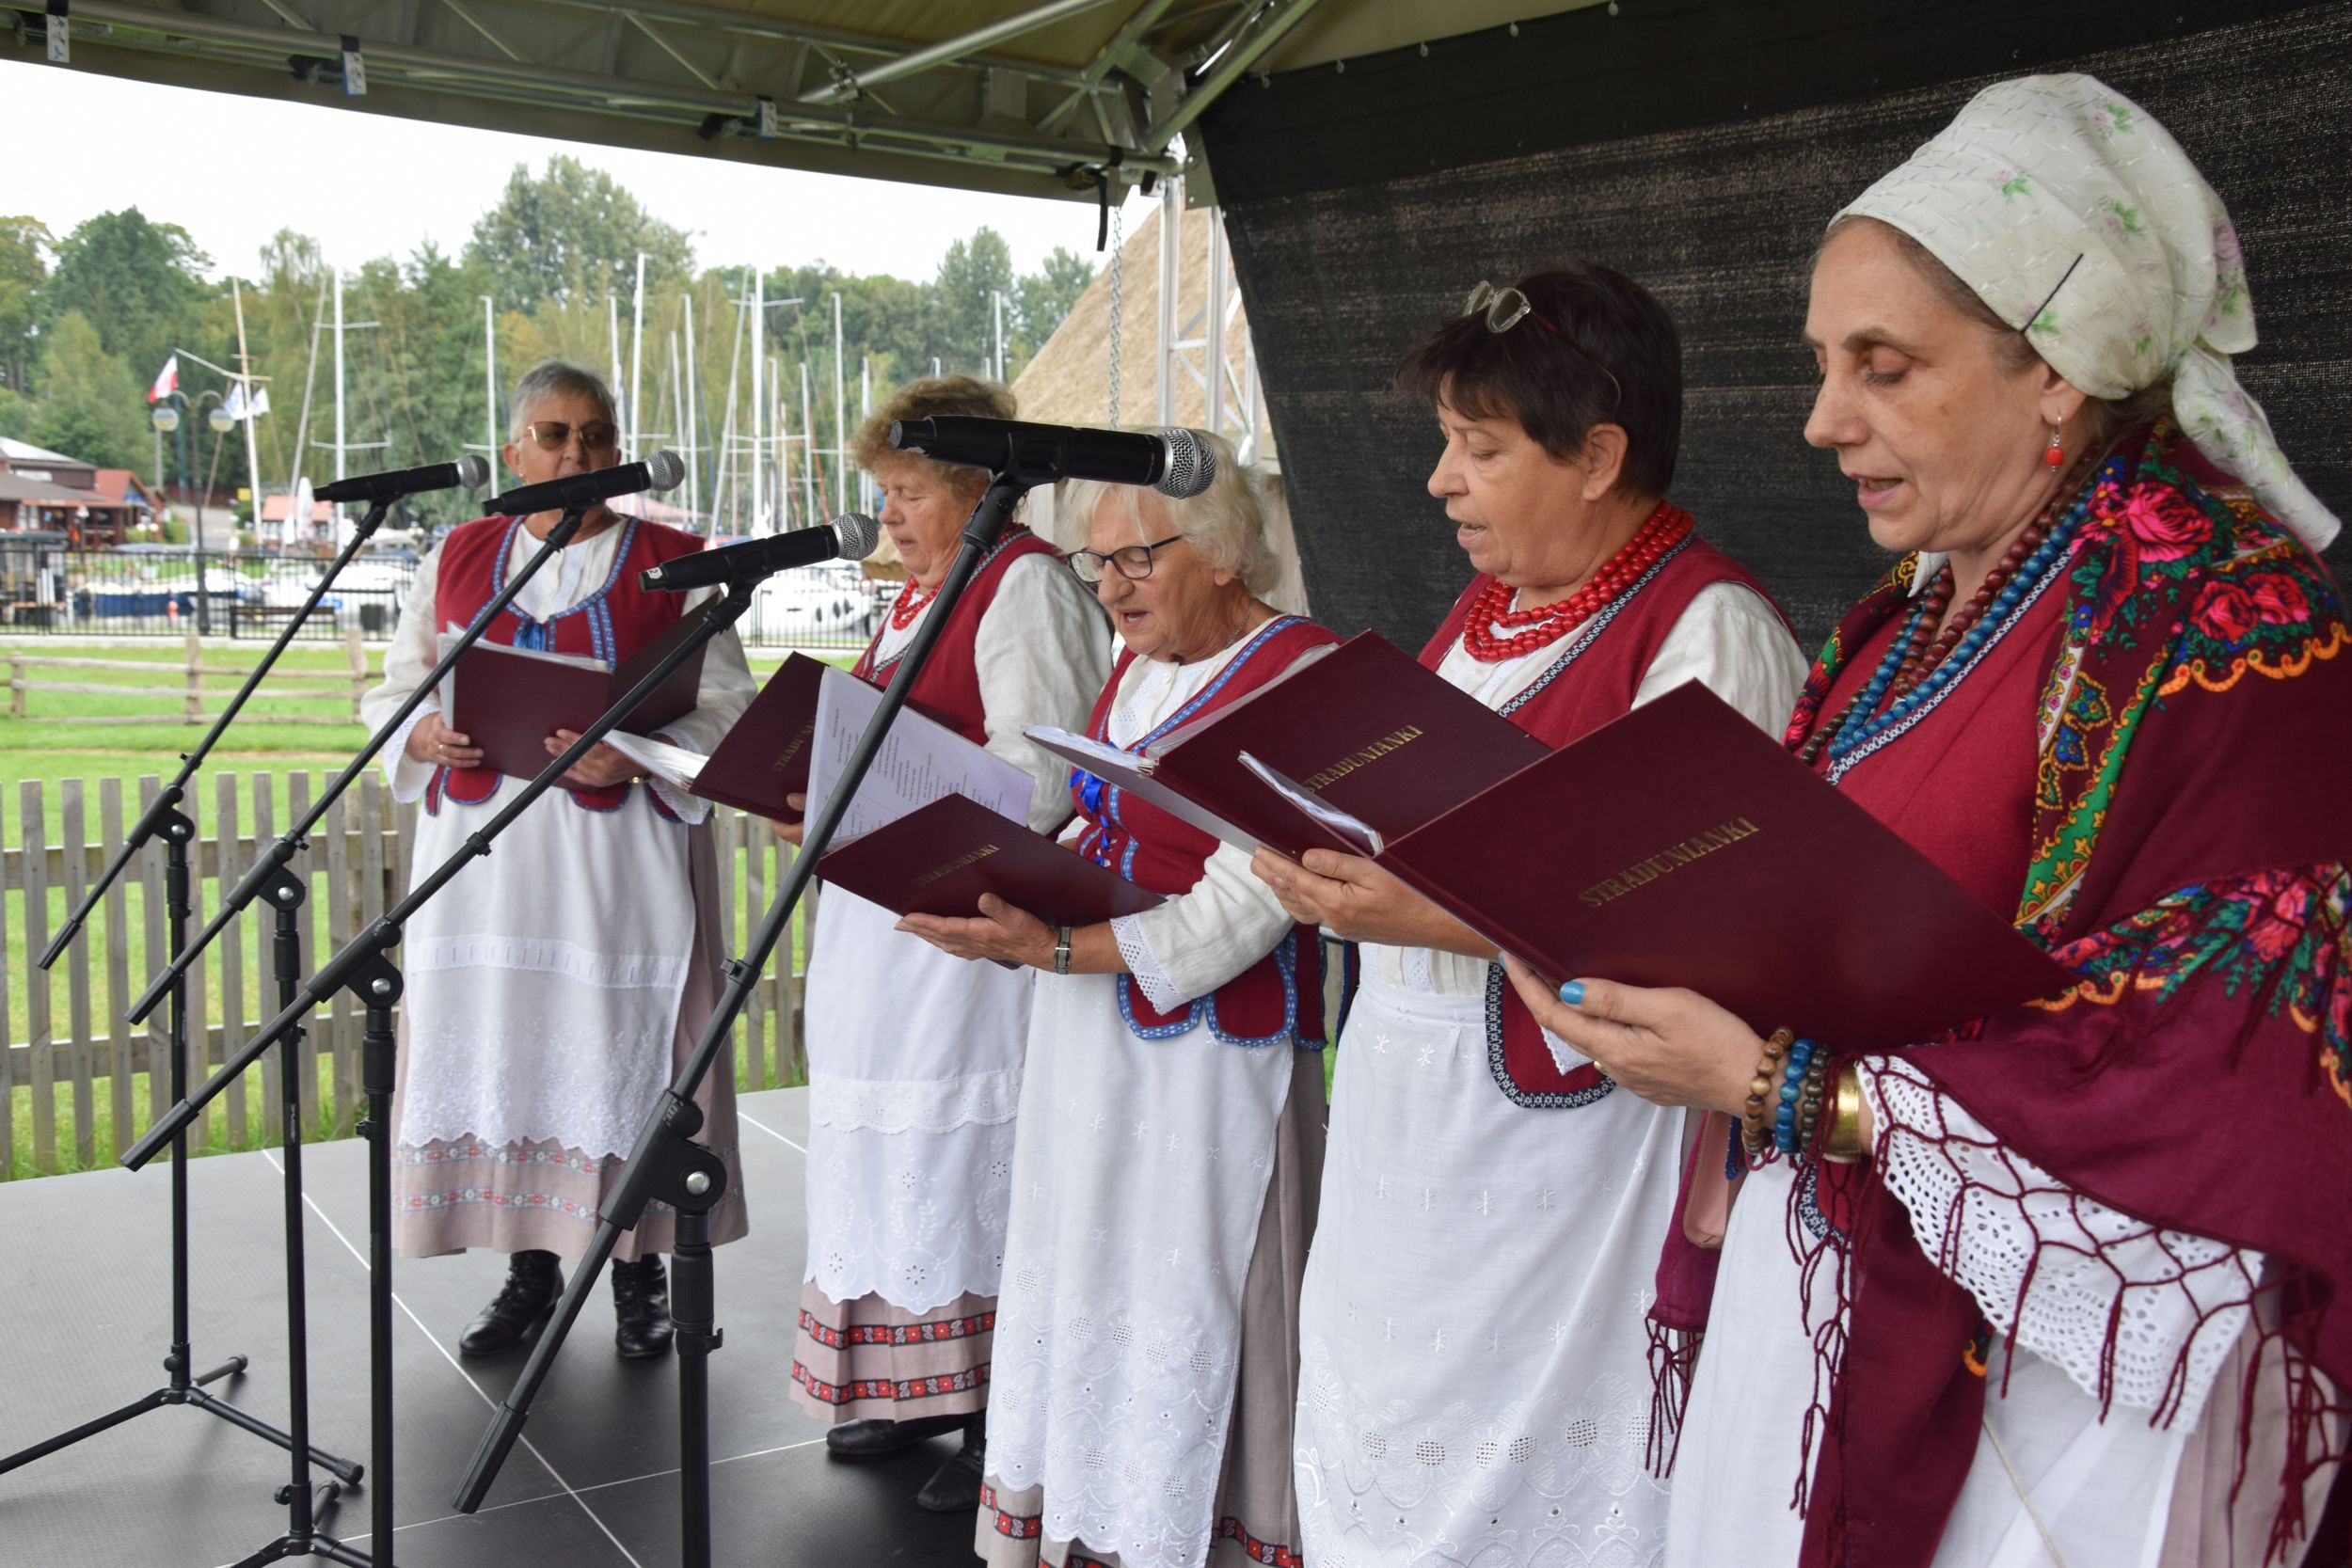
[1053,926,1073,975]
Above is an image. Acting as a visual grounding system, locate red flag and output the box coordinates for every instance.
[148,355,179,404]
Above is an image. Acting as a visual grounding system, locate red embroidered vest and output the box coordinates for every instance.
[1421,533,1790,1106]
[427,513,707,815]
[1070,615,1343,1045]
[850,529,1061,744]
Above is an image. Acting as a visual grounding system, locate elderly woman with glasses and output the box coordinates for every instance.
[783,374,1110,1515]
[362,357,757,1362]
[1504,79,2352,1568]
[898,437,1338,1568]
[1250,263,1805,1567]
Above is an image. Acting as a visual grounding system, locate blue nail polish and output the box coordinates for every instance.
[1557,980,1585,1006]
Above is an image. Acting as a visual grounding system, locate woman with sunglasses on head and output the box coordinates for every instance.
[782,374,1111,1515]
[1251,264,1805,1567]
[361,358,757,1360]
[898,439,1337,1568]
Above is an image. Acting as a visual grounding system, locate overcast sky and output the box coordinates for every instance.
[0,58,1142,282]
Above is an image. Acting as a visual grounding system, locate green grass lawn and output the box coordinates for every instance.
[1,638,847,1180]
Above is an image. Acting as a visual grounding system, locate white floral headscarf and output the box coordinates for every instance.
[1837,73,2339,549]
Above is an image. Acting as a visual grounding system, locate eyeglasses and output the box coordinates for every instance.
[522,420,620,452]
[1064,534,1187,585]
[1461,280,1625,413]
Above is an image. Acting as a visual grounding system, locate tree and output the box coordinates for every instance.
[0,216,51,397]
[467,155,696,313]
[30,310,151,472]
[934,227,1016,375]
[42,209,211,399]
[1016,246,1093,356]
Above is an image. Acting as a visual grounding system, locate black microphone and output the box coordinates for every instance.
[314,454,491,504]
[640,514,883,592]
[487,450,686,518]
[888,417,1216,499]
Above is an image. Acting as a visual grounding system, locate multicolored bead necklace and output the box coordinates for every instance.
[1799,454,2098,767]
[1461,501,1692,663]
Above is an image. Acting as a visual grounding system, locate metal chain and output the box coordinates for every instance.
[1107,201,1125,429]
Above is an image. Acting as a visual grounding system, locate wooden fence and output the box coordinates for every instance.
[1,770,815,1179]
[4,630,373,724]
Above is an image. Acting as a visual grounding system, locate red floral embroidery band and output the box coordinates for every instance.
[796,1306,995,1350]
[789,1362,987,1407]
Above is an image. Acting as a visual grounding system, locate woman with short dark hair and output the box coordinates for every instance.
[1256,262,1804,1565]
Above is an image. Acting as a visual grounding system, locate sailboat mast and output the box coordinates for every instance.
[750,268,765,534]
[628,252,646,458]
[481,293,498,474]
[832,291,846,515]
[683,292,702,533]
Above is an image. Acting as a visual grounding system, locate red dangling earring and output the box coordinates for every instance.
[2043,427,2065,467]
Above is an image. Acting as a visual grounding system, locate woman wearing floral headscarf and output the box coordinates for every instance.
[1501,75,2352,1567]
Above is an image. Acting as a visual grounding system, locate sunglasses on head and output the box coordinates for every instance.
[521,420,620,452]
[1460,281,1625,413]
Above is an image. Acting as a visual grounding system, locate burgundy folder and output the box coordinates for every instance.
[450,614,706,782]
[680,652,826,821]
[1031,631,1549,861]
[1277,681,2078,1051]
[818,793,1164,927]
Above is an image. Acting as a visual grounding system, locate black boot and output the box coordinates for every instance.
[823,1411,971,1461]
[612,1254,673,1359]
[913,1416,985,1513]
[458,1249,562,1358]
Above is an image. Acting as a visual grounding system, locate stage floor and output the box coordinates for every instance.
[0,1087,980,1567]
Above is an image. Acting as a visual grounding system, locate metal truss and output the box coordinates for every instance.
[1,0,1328,200]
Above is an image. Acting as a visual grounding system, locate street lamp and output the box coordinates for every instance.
[151,389,234,635]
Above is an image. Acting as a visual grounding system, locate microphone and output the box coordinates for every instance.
[487,450,686,518]
[640,513,883,592]
[314,454,490,504]
[888,417,1216,499]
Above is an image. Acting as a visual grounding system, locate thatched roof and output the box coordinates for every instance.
[860,202,1309,615]
[1012,202,1257,434]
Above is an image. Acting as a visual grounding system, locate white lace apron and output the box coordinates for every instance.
[986,967,1297,1568]
[1294,977,1682,1568]
[395,786,696,1158]
[800,884,1033,1311]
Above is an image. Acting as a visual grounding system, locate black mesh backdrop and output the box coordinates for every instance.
[1197,0,2352,649]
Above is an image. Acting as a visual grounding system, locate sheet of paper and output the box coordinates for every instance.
[1236,751,1384,855]
[1026,724,1265,855]
[603,730,706,789]
[806,667,1032,842]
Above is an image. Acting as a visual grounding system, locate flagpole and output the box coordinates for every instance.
[232,279,264,557]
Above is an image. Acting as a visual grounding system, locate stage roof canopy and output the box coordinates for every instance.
[0,0,1598,201]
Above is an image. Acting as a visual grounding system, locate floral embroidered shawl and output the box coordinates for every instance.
[1783,424,2352,1567]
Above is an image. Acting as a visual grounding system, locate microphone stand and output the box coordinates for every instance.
[0,503,405,1530]
[123,550,761,1568]
[450,473,1033,1568]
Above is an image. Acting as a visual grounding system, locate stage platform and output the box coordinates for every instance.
[0,1087,978,1567]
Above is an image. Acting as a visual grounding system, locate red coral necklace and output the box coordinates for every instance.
[1460,501,1692,663]
[888,579,937,631]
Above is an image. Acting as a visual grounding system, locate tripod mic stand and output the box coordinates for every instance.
[0,503,407,1516]
[452,474,1034,1567]
[126,556,757,1567]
